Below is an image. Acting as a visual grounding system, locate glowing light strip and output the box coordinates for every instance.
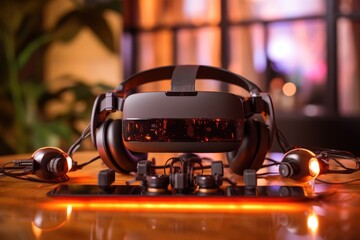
[43,200,305,213]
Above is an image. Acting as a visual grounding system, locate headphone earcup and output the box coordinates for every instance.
[32,147,72,180]
[226,119,270,175]
[96,119,147,173]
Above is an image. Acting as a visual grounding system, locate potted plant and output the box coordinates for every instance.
[0,0,121,154]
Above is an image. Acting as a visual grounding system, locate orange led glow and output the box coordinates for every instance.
[282,82,297,97]
[66,204,72,220]
[31,223,42,239]
[43,198,306,213]
[309,158,320,177]
[31,215,67,238]
[307,213,319,234]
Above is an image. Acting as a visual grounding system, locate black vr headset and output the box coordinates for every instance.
[8,65,359,184]
[90,65,275,175]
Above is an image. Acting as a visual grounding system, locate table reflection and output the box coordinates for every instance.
[0,202,324,240]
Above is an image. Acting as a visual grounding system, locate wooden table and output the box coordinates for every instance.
[1,151,360,240]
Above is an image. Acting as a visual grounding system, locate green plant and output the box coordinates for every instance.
[0,0,121,154]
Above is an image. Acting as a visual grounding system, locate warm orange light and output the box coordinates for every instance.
[307,213,319,234]
[31,222,42,239]
[309,158,320,177]
[43,198,306,213]
[31,215,67,238]
[282,82,297,97]
[66,204,72,220]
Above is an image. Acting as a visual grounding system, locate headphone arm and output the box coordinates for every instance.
[90,91,124,146]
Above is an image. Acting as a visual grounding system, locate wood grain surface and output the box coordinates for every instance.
[1,151,360,240]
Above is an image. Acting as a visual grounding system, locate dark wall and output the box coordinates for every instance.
[273,116,360,156]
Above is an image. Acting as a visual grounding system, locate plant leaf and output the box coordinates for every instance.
[81,9,115,52]
[52,10,83,42]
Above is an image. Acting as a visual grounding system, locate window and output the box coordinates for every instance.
[123,0,360,154]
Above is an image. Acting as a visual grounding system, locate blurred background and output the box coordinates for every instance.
[1,0,359,156]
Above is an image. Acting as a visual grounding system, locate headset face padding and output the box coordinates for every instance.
[96,119,147,173]
[226,119,270,175]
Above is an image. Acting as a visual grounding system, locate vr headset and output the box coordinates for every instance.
[90,65,275,175]
[10,65,359,185]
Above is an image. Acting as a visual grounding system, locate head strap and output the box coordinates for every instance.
[116,65,262,97]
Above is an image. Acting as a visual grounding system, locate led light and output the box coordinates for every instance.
[43,199,306,213]
[66,204,72,220]
[282,82,297,97]
[307,213,319,234]
[308,158,320,177]
[31,222,42,239]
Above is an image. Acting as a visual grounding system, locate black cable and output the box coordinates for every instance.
[1,161,32,176]
[259,163,279,169]
[67,122,91,157]
[144,156,217,176]
[0,121,100,183]
[313,148,360,168]
[259,157,281,169]
[264,157,281,164]
[0,161,31,176]
[314,149,360,175]
[194,165,211,170]
[2,171,69,183]
[326,158,359,174]
[259,153,360,183]
[274,123,293,153]
[65,122,104,173]
[164,157,182,175]
[71,155,101,171]
[153,164,170,169]
[1,161,69,183]
[315,178,360,184]
[257,172,280,177]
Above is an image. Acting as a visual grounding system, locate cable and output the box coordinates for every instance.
[2,172,69,183]
[1,161,69,183]
[257,172,280,177]
[71,155,101,171]
[258,157,281,169]
[260,153,360,183]
[264,157,281,164]
[259,163,279,169]
[315,149,360,175]
[0,120,99,183]
[315,178,360,184]
[67,123,91,157]
[274,122,293,153]
[0,162,31,175]
[1,161,32,176]
[65,122,102,173]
